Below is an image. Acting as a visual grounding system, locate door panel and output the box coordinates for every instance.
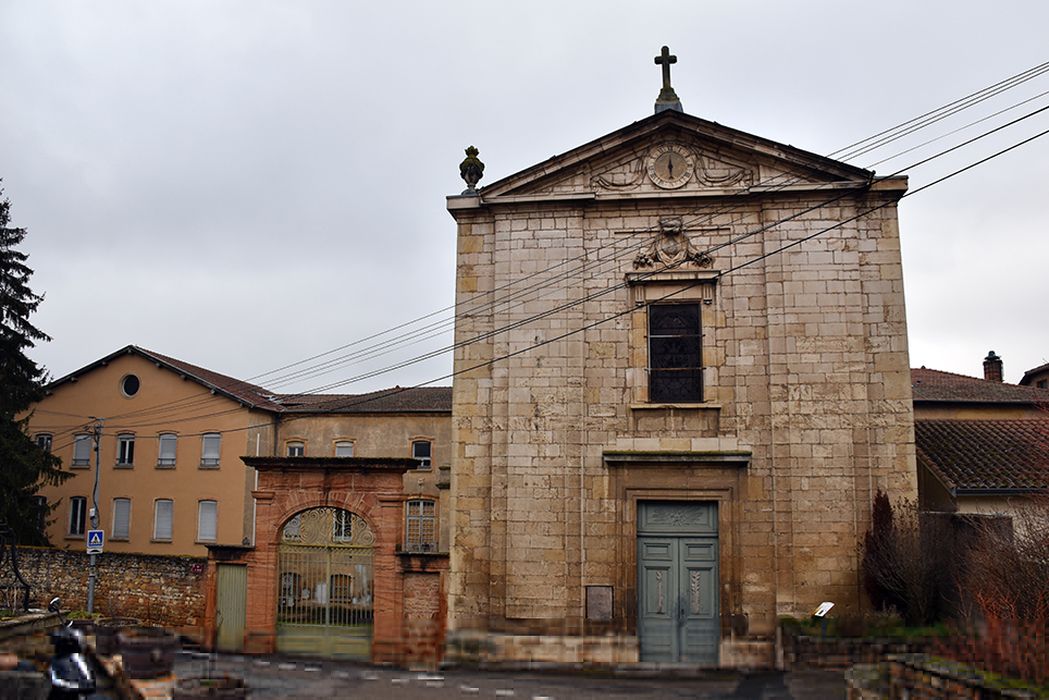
[638,538,678,661]
[637,502,719,665]
[215,565,247,652]
[680,538,718,663]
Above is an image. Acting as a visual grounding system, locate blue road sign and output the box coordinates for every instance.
[86,529,104,554]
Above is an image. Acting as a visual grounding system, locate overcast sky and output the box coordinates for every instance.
[3,1,1048,395]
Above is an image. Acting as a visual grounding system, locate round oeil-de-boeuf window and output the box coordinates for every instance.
[121,374,140,397]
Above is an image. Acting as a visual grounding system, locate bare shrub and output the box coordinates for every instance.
[860,491,957,626]
[938,496,1049,687]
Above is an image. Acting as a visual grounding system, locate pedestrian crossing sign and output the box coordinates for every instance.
[86,529,104,554]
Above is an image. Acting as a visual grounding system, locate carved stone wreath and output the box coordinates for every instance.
[634,217,714,269]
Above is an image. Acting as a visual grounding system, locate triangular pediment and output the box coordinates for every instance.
[477,110,875,203]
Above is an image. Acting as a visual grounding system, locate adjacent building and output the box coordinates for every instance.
[26,345,451,558]
[913,352,1049,525]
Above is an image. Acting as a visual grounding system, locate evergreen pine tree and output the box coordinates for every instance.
[0,183,69,545]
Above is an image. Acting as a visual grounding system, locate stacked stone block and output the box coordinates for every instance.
[447,115,917,666]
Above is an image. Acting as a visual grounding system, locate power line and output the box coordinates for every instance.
[70,113,1049,443]
[71,61,1049,427]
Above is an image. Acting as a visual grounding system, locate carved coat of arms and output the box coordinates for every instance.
[634,217,713,269]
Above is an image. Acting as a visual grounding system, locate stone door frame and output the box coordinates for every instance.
[603,451,749,652]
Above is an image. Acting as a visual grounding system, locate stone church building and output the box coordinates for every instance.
[445,49,917,666]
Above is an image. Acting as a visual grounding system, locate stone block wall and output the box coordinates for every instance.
[11,546,206,638]
[447,114,918,667]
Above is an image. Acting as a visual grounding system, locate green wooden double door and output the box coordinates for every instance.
[637,501,719,664]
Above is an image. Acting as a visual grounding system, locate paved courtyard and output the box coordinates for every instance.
[173,652,846,699]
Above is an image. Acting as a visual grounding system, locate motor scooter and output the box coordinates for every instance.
[46,596,97,700]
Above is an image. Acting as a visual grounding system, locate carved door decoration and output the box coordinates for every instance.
[637,502,718,664]
[275,507,375,659]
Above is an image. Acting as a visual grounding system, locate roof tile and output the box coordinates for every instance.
[911,367,1049,403]
[915,418,1049,492]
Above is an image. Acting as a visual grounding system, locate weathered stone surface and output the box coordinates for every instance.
[446,109,917,666]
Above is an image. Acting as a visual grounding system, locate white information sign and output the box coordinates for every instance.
[813,601,834,618]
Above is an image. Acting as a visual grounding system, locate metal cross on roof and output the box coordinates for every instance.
[654,45,683,114]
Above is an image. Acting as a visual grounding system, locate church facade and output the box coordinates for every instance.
[446,60,917,666]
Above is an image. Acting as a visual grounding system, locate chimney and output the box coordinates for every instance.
[983,351,1003,383]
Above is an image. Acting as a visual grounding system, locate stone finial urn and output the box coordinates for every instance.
[459,145,484,194]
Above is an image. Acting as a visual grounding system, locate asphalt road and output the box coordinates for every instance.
[173,652,846,700]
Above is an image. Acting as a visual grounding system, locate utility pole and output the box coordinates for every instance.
[86,417,103,614]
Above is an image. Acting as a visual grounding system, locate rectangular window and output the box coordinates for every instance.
[157,433,177,467]
[201,433,221,468]
[68,496,87,537]
[412,440,432,469]
[112,498,131,540]
[405,499,436,552]
[197,500,217,542]
[286,441,305,457]
[153,499,173,541]
[334,441,354,457]
[648,303,702,403]
[35,433,53,452]
[72,434,92,467]
[116,434,135,467]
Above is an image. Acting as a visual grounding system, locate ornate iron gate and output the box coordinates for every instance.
[276,507,374,659]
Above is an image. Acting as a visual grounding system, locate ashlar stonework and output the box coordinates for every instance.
[446,108,917,667]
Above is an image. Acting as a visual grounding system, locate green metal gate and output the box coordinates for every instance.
[276,507,375,659]
[215,564,247,652]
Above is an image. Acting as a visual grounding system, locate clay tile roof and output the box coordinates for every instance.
[276,386,452,414]
[134,346,284,411]
[911,367,1049,404]
[915,419,1049,493]
[1020,362,1049,386]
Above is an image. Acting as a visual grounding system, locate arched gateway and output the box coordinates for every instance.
[276,507,375,659]
[204,455,448,665]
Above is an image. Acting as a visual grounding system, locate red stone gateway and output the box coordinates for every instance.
[202,456,447,666]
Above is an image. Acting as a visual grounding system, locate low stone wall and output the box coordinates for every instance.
[846,655,1043,699]
[782,631,931,670]
[446,631,641,666]
[8,546,206,639]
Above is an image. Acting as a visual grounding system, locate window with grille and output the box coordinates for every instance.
[69,496,87,536]
[112,498,131,540]
[197,500,217,542]
[200,433,221,468]
[286,441,305,457]
[412,440,432,469]
[153,499,173,541]
[405,500,437,552]
[157,433,177,467]
[116,434,135,467]
[72,434,92,467]
[648,303,702,403]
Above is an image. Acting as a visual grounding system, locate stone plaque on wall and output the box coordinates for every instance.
[586,585,613,621]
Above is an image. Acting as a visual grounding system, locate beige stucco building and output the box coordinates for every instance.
[446,92,917,665]
[27,346,451,557]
